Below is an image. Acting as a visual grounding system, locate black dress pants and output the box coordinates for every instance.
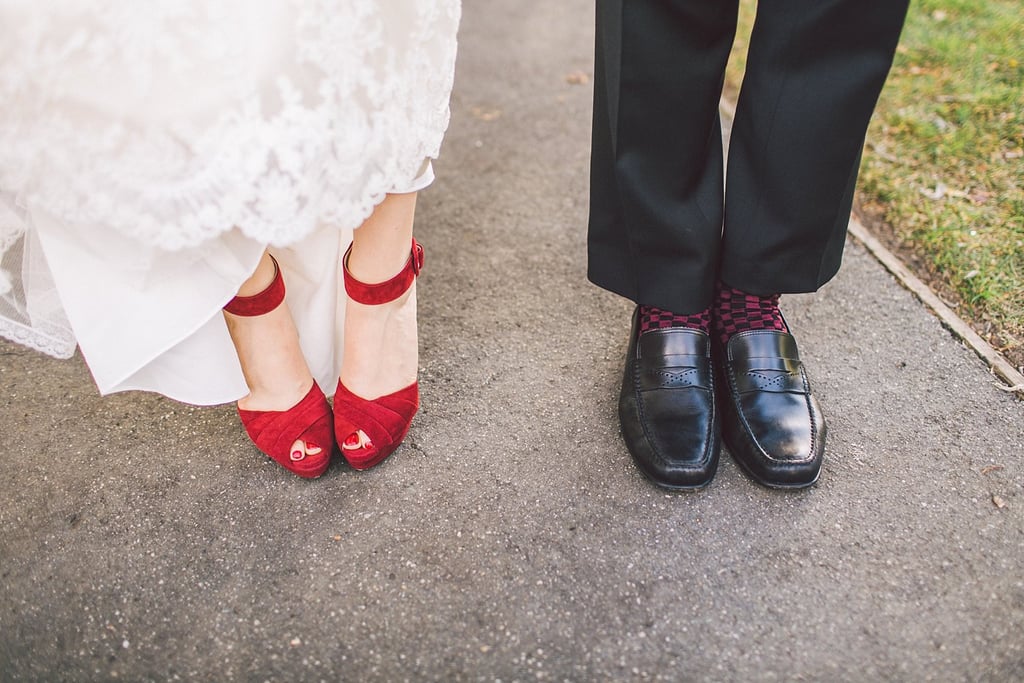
[588,0,909,314]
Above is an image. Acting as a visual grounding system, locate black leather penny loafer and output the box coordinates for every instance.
[715,329,826,489]
[619,307,721,490]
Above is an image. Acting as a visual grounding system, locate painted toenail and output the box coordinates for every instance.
[342,431,372,451]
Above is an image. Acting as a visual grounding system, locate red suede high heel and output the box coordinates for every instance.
[334,239,423,470]
[225,255,333,479]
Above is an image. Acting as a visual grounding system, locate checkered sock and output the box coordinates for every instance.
[638,305,711,336]
[713,282,787,346]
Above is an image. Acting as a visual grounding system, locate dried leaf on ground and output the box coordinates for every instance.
[470,106,502,122]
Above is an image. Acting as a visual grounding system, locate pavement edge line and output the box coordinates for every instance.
[846,217,1024,396]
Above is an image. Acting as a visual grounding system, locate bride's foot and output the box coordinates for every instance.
[224,252,333,478]
[335,239,423,470]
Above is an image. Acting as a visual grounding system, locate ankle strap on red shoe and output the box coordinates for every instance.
[224,254,286,316]
[343,239,424,305]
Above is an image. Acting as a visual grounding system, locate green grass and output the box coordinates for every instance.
[728,0,1024,368]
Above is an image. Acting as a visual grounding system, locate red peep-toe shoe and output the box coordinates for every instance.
[225,255,334,479]
[334,239,423,470]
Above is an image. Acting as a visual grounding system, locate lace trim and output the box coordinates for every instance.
[0,0,460,250]
[0,317,77,359]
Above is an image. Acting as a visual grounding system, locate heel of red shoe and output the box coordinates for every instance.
[225,254,334,478]
[335,239,423,469]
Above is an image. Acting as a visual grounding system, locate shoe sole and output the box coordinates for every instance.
[724,441,820,490]
[634,465,716,491]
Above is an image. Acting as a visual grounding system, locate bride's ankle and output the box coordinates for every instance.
[339,240,421,400]
[236,252,279,297]
[238,374,313,412]
[223,252,316,412]
[344,236,421,289]
[345,241,411,284]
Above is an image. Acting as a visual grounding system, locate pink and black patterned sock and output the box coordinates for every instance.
[713,282,788,346]
[638,305,711,336]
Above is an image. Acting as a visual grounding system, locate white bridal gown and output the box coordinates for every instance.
[0,0,460,405]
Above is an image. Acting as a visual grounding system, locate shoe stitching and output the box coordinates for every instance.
[653,367,700,386]
[742,369,800,391]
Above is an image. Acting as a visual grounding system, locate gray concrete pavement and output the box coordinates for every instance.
[2,2,1023,681]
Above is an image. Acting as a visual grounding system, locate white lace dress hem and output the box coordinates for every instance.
[0,0,460,404]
